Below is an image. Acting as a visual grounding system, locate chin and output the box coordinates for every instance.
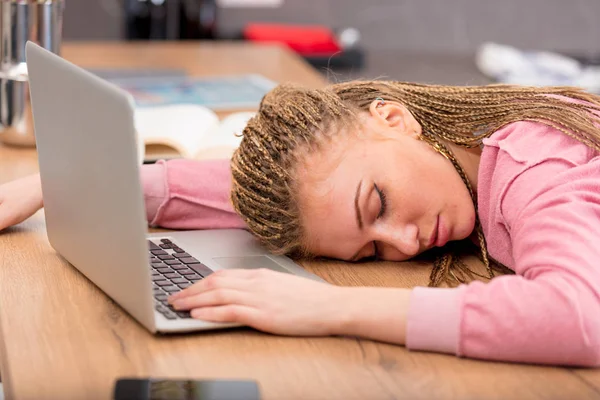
[455,210,477,240]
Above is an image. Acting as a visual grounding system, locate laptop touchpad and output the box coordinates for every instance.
[212,256,291,274]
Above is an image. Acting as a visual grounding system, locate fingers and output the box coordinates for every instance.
[171,288,248,310]
[190,305,261,326]
[0,174,44,232]
[0,208,17,232]
[168,268,262,301]
[0,195,10,230]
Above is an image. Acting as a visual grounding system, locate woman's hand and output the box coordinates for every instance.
[0,174,43,231]
[168,268,349,336]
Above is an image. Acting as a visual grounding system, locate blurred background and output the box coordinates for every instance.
[63,0,600,87]
[63,0,600,84]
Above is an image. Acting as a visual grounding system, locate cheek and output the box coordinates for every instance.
[385,146,471,231]
[303,217,362,259]
[379,247,413,262]
[386,159,439,216]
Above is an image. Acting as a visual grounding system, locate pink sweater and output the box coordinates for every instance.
[141,121,600,367]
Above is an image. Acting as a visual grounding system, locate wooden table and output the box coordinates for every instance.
[0,42,598,400]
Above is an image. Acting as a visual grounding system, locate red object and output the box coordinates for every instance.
[243,23,342,56]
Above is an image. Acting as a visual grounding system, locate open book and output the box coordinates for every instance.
[100,73,277,163]
[134,105,255,162]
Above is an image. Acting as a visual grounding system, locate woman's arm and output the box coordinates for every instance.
[141,159,246,230]
[165,152,600,366]
[167,264,414,341]
[0,159,245,232]
[335,287,412,344]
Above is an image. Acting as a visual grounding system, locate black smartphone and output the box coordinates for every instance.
[113,378,261,400]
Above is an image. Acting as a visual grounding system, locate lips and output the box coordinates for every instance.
[435,215,449,247]
[428,215,439,248]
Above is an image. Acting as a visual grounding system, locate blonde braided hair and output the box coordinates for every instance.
[230,81,600,286]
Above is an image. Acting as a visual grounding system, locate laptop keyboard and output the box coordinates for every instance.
[148,238,214,320]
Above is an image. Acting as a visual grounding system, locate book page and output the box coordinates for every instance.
[134,105,220,161]
[194,111,256,160]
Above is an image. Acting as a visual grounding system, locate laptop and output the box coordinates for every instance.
[25,41,325,334]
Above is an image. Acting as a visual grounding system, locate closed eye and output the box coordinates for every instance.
[351,183,387,262]
[374,183,387,219]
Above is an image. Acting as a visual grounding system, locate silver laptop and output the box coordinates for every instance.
[25,41,324,334]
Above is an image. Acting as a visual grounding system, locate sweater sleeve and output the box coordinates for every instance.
[140,159,246,230]
[407,154,600,367]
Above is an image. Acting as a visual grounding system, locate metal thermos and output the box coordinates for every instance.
[0,0,64,147]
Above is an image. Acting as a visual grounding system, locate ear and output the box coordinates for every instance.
[368,99,421,139]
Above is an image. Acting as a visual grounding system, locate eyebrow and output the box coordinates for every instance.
[355,179,363,230]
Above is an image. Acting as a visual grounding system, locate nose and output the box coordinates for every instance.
[376,223,420,260]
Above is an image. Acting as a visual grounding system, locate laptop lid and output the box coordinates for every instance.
[26,41,156,331]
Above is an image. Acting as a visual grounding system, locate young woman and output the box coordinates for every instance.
[1,81,599,367]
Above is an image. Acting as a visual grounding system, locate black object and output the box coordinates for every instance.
[114,379,261,400]
[303,47,365,71]
[179,0,217,39]
[124,0,167,40]
[124,0,217,40]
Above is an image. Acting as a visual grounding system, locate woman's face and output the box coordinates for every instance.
[295,100,477,262]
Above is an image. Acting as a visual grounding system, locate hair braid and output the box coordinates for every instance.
[231,81,600,286]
